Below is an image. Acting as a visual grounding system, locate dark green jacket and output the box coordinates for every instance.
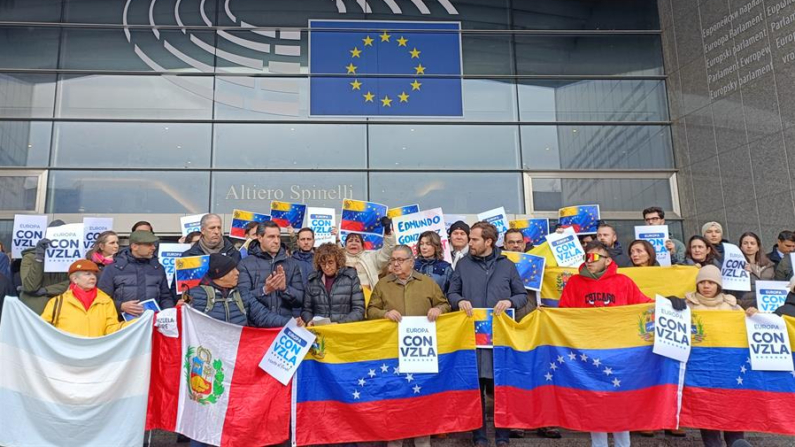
[19,248,69,315]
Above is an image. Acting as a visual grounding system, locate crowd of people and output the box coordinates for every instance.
[1,206,792,447]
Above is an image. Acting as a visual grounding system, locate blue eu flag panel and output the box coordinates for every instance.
[309,20,463,117]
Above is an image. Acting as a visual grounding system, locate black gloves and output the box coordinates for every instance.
[34,238,50,262]
[667,296,688,311]
[381,216,393,235]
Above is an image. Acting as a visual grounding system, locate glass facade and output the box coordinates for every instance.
[0,0,678,240]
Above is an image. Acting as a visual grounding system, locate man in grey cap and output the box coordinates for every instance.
[19,219,70,314]
[98,230,175,317]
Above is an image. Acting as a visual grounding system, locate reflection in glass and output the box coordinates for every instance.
[512,0,660,30]
[532,178,673,211]
[370,172,524,213]
[48,171,210,214]
[0,176,39,211]
[0,27,60,70]
[0,74,56,118]
[53,122,211,168]
[0,121,51,166]
[0,0,62,22]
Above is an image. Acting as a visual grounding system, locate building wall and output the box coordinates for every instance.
[660,0,795,247]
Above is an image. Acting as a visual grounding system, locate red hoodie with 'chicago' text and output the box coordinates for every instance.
[558,261,651,308]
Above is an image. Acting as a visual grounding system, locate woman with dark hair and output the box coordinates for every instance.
[131,221,154,233]
[414,230,453,294]
[628,240,658,267]
[734,232,775,309]
[302,243,365,324]
[85,231,120,272]
[684,236,721,268]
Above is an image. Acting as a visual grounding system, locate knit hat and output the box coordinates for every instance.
[701,221,723,237]
[448,221,470,238]
[129,230,159,244]
[68,259,99,275]
[207,253,237,280]
[696,265,723,289]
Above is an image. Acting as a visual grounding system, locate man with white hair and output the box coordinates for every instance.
[180,213,241,262]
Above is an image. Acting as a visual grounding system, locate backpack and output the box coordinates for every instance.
[199,285,246,321]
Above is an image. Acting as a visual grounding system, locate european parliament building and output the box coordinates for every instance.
[2,0,794,247]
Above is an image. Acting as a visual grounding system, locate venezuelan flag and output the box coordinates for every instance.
[229,209,271,239]
[174,255,209,294]
[341,199,387,233]
[295,312,481,445]
[502,251,545,291]
[558,205,600,234]
[340,231,384,250]
[680,312,795,435]
[270,201,307,228]
[493,305,683,432]
[510,218,549,246]
[387,204,420,219]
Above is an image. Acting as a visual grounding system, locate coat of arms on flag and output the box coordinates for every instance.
[186,346,225,404]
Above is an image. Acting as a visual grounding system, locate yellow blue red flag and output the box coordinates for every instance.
[270,201,307,229]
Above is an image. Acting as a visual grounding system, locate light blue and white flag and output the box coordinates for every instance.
[0,297,153,447]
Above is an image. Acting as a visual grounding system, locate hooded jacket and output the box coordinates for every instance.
[97,249,175,312]
[236,245,304,327]
[41,287,129,337]
[559,262,651,308]
[301,267,365,324]
[413,257,453,294]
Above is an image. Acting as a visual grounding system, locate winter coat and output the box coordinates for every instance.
[186,279,250,326]
[713,239,730,262]
[41,287,129,337]
[0,252,10,280]
[291,250,315,286]
[448,249,528,379]
[301,267,365,324]
[414,257,453,294]
[345,233,396,289]
[367,271,450,319]
[685,291,741,311]
[734,262,776,309]
[19,248,69,315]
[558,262,651,308]
[774,291,795,318]
[450,246,469,270]
[768,247,784,267]
[0,272,15,321]
[607,242,631,268]
[97,249,175,313]
[237,246,304,328]
[684,256,722,269]
[181,237,242,263]
[775,252,794,281]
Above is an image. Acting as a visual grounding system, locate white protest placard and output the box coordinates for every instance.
[653,295,691,362]
[444,214,467,233]
[745,313,794,371]
[82,217,113,257]
[721,243,751,292]
[306,207,336,247]
[259,318,316,385]
[180,214,206,237]
[477,207,510,247]
[545,227,584,268]
[44,223,84,273]
[635,225,671,267]
[12,214,47,258]
[756,281,790,313]
[393,208,452,264]
[158,243,192,288]
[398,316,439,374]
[154,308,179,338]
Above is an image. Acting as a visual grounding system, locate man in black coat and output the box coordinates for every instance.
[596,223,631,268]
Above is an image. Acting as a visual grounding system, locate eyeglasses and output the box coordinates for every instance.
[584,252,608,263]
[390,257,411,264]
[644,216,662,223]
[320,260,336,266]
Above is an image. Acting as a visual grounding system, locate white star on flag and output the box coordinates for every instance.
[381,364,389,373]
[568,352,577,361]
[790,371,795,378]
[358,378,366,386]
[746,357,751,364]
[580,353,589,362]
[393,366,400,375]
[413,384,421,394]
[405,373,414,383]
[545,372,553,381]
[353,390,361,399]
[592,358,601,367]
[740,365,747,374]
[368,369,376,378]
[736,377,744,385]
[550,362,558,371]
[603,367,613,376]
[612,378,621,387]
[557,355,565,364]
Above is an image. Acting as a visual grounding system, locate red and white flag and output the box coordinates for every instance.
[146,306,290,447]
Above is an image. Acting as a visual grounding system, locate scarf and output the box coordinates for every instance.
[198,236,224,255]
[580,267,607,280]
[688,292,727,308]
[91,252,114,266]
[70,283,97,311]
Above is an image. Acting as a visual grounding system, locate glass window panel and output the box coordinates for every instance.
[369,172,524,214]
[462,34,513,75]
[0,176,39,211]
[64,0,217,26]
[518,80,669,122]
[0,121,51,166]
[213,124,366,169]
[215,30,306,74]
[48,170,210,214]
[0,74,56,118]
[0,220,13,255]
[0,0,63,22]
[212,171,367,212]
[369,125,519,169]
[56,74,214,119]
[0,27,60,69]
[218,0,364,27]
[511,0,660,30]
[52,122,211,168]
[61,28,215,72]
[515,35,663,76]
[521,125,673,169]
[367,0,509,30]
[531,177,673,212]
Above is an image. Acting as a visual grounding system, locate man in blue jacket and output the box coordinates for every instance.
[448,221,527,447]
[237,221,304,328]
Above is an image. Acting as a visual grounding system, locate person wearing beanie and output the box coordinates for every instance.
[701,221,729,262]
[19,219,70,314]
[685,265,741,311]
[41,260,130,337]
[183,253,251,326]
[448,220,470,270]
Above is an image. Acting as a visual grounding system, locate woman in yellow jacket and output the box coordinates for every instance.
[41,260,129,337]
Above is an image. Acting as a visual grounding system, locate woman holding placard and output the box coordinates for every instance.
[414,231,453,294]
[85,231,119,273]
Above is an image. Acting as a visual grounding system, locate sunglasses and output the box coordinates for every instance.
[584,252,608,263]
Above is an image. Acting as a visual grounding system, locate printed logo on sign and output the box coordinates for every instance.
[311,214,332,220]
[272,328,307,369]
[750,323,791,356]
[638,309,707,343]
[400,326,437,358]
[760,289,787,312]
[184,346,225,405]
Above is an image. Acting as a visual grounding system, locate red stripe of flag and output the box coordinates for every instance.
[146,307,182,431]
[680,387,795,435]
[271,218,290,228]
[230,227,247,238]
[341,220,365,232]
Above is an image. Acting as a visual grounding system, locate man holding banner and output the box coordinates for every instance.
[19,220,70,314]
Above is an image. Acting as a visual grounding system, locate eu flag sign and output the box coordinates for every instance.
[309,20,463,117]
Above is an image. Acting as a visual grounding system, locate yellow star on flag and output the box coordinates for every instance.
[363,35,374,46]
[410,79,422,90]
[397,36,408,47]
[380,31,391,42]
[350,79,362,90]
[363,91,375,102]
[409,48,421,58]
[350,47,362,58]
[398,92,409,102]
[381,95,393,107]
[414,64,426,75]
[345,63,357,74]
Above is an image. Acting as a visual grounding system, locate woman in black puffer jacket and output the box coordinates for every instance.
[301,243,365,325]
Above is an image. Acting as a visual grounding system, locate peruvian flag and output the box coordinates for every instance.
[146,306,290,446]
